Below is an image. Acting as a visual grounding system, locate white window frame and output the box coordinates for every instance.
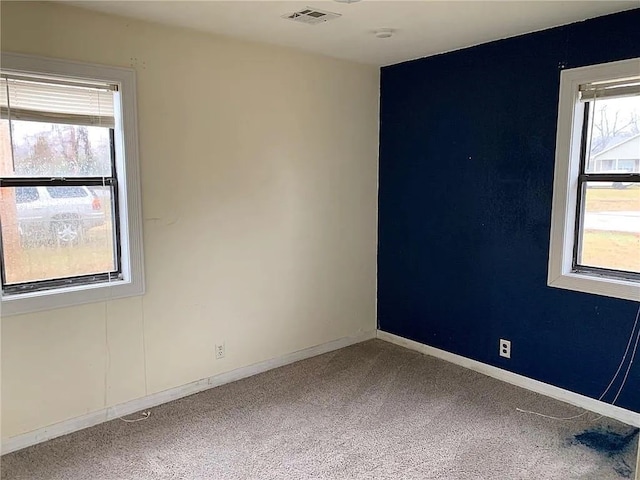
[548,57,640,302]
[0,52,144,315]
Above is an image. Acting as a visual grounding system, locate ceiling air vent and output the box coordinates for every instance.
[283,8,341,25]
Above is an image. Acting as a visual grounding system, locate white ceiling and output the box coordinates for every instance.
[68,1,639,66]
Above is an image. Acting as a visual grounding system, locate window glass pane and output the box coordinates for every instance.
[15,186,39,203]
[0,120,112,177]
[585,95,640,174]
[0,185,116,285]
[578,181,640,274]
[46,186,88,198]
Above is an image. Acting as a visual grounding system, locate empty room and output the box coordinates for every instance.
[0,1,639,479]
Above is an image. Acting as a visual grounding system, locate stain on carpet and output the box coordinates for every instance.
[572,427,639,478]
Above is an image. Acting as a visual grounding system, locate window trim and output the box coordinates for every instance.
[548,57,640,302]
[0,52,144,316]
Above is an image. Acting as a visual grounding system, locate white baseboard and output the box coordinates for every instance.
[377,330,640,428]
[5,329,637,456]
[1,330,376,455]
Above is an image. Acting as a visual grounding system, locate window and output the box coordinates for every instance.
[0,53,144,315]
[548,57,640,301]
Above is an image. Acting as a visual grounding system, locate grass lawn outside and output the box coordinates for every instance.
[585,185,640,212]
[581,185,639,273]
[581,230,640,274]
[4,225,115,285]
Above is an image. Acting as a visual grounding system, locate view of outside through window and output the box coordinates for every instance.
[0,118,117,286]
[578,94,640,274]
[7,120,112,177]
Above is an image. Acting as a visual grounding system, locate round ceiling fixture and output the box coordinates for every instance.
[375,28,393,39]
[334,0,362,3]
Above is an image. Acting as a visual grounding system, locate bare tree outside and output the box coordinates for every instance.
[10,121,111,177]
[589,95,640,155]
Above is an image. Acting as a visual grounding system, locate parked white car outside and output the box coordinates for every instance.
[15,186,106,245]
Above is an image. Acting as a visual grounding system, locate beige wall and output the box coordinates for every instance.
[0,2,379,439]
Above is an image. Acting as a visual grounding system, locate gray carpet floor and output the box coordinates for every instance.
[2,339,638,480]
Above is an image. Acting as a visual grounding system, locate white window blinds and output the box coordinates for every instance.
[0,75,116,128]
[579,77,640,102]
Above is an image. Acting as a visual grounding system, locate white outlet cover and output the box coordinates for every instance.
[499,339,511,359]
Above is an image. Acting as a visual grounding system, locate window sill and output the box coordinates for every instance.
[548,271,639,302]
[1,278,144,316]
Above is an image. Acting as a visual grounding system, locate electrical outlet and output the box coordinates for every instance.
[215,342,225,360]
[499,339,511,359]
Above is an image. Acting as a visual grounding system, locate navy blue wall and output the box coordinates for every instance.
[378,9,640,413]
